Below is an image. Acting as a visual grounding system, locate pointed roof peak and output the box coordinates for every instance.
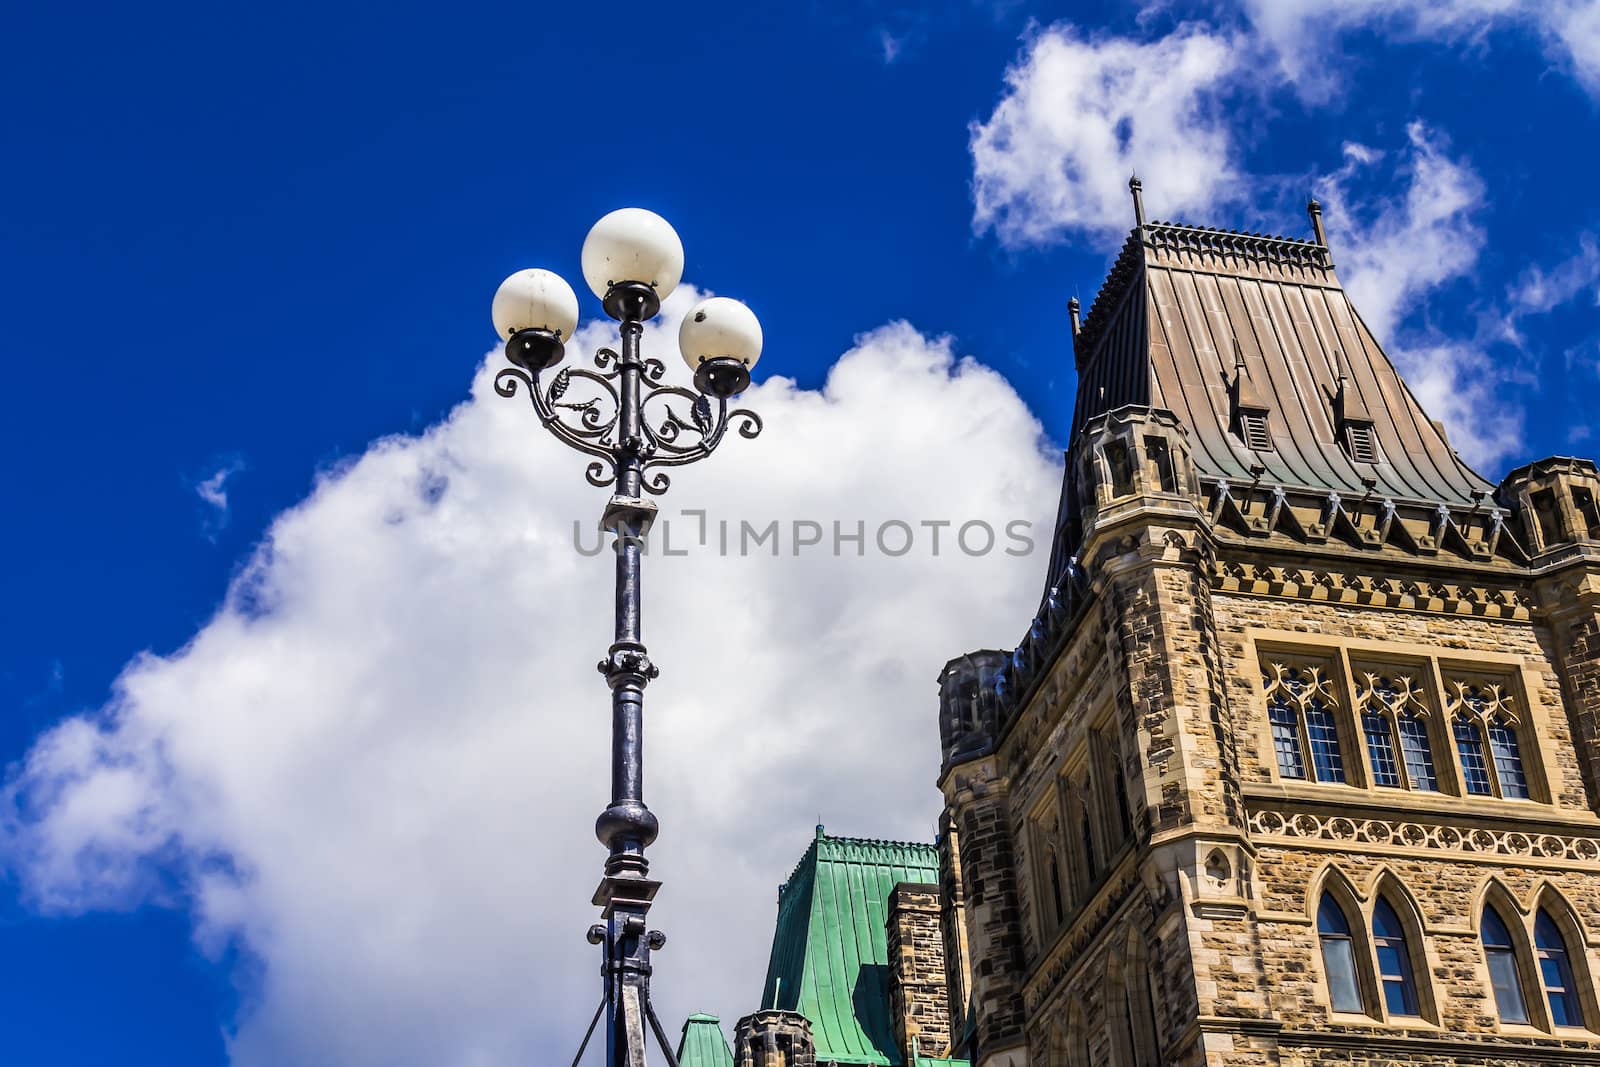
[1066,202,1493,512]
[678,1013,734,1067]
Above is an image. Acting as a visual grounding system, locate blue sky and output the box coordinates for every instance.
[4,2,1600,1064]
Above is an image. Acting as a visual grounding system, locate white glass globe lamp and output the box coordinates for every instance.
[680,296,762,397]
[580,208,684,320]
[492,268,579,370]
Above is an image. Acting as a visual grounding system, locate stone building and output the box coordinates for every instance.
[691,184,1600,1067]
[936,182,1600,1066]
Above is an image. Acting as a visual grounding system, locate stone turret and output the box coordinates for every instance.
[937,653,1028,1067]
[1503,457,1600,803]
[1501,456,1600,557]
[732,1010,813,1067]
[939,650,1008,769]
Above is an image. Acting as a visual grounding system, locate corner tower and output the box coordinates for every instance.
[941,187,1600,1066]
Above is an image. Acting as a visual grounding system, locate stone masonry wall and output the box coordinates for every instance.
[938,810,973,1055]
[1540,569,1600,807]
[888,883,953,1059]
[942,755,1029,1059]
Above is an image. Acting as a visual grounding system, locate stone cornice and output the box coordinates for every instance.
[1211,556,1536,622]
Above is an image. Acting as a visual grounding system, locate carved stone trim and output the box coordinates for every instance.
[1212,558,1536,621]
[1248,808,1600,866]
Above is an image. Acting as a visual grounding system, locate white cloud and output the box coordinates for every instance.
[879,28,906,63]
[1316,123,1486,344]
[1315,123,1523,469]
[969,24,1247,246]
[1509,233,1600,316]
[1,287,1061,1066]
[1237,0,1600,101]
[194,458,247,538]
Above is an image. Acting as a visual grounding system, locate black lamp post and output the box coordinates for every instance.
[490,209,763,1067]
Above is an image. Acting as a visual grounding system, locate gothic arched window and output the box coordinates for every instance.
[1047,847,1065,927]
[1536,909,1584,1028]
[1317,892,1364,1013]
[1372,898,1420,1017]
[1355,671,1438,792]
[1262,660,1346,784]
[1482,904,1531,1025]
[1449,679,1532,800]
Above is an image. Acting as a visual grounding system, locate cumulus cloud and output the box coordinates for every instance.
[969,24,1247,246]
[1236,0,1600,101]
[1,287,1061,1065]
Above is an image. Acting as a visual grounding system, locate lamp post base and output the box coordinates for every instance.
[575,874,679,1067]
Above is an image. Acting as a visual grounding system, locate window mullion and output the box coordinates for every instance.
[1428,656,1466,796]
[1485,710,1506,798]
[1389,710,1411,791]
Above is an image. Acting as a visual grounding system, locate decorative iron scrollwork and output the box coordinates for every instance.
[496,344,762,495]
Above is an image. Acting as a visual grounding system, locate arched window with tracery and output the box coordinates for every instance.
[1262,659,1346,784]
[1355,669,1438,792]
[1448,678,1531,799]
[1482,903,1531,1025]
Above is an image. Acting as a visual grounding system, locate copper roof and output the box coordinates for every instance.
[1069,219,1495,507]
[761,828,940,1065]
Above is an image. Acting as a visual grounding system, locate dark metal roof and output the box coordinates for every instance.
[1070,221,1496,507]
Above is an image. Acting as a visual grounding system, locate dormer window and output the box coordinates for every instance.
[1230,342,1272,452]
[1345,422,1378,464]
[1240,411,1272,452]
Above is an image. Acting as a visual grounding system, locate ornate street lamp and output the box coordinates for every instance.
[491,208,763,1067]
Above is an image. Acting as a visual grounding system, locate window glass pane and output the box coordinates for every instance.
[1269,700,1306,780]
[1482,905,1514,948]
[1396,714,1438,792]
[1304,700,1346,783]
[1536,910,1583,1028]
[1487,949,1530,1024]
[1364,711,1401,787]
[1455,716,1493,795]
[1488,717,1530,799]
[1322,937,1363,1013]
[1483,906,1530,1024]
[1373,899,1419,1016]
[1317,894,1352,935]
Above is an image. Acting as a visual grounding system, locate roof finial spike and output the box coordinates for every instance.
[1233,337,1247,374]
[1067,296,1081,339]
[1307,197,1327,248]
[1128,173,1146,229]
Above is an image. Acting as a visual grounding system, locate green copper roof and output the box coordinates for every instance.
[760,826,941,1065]
[677,1013,733,1067]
